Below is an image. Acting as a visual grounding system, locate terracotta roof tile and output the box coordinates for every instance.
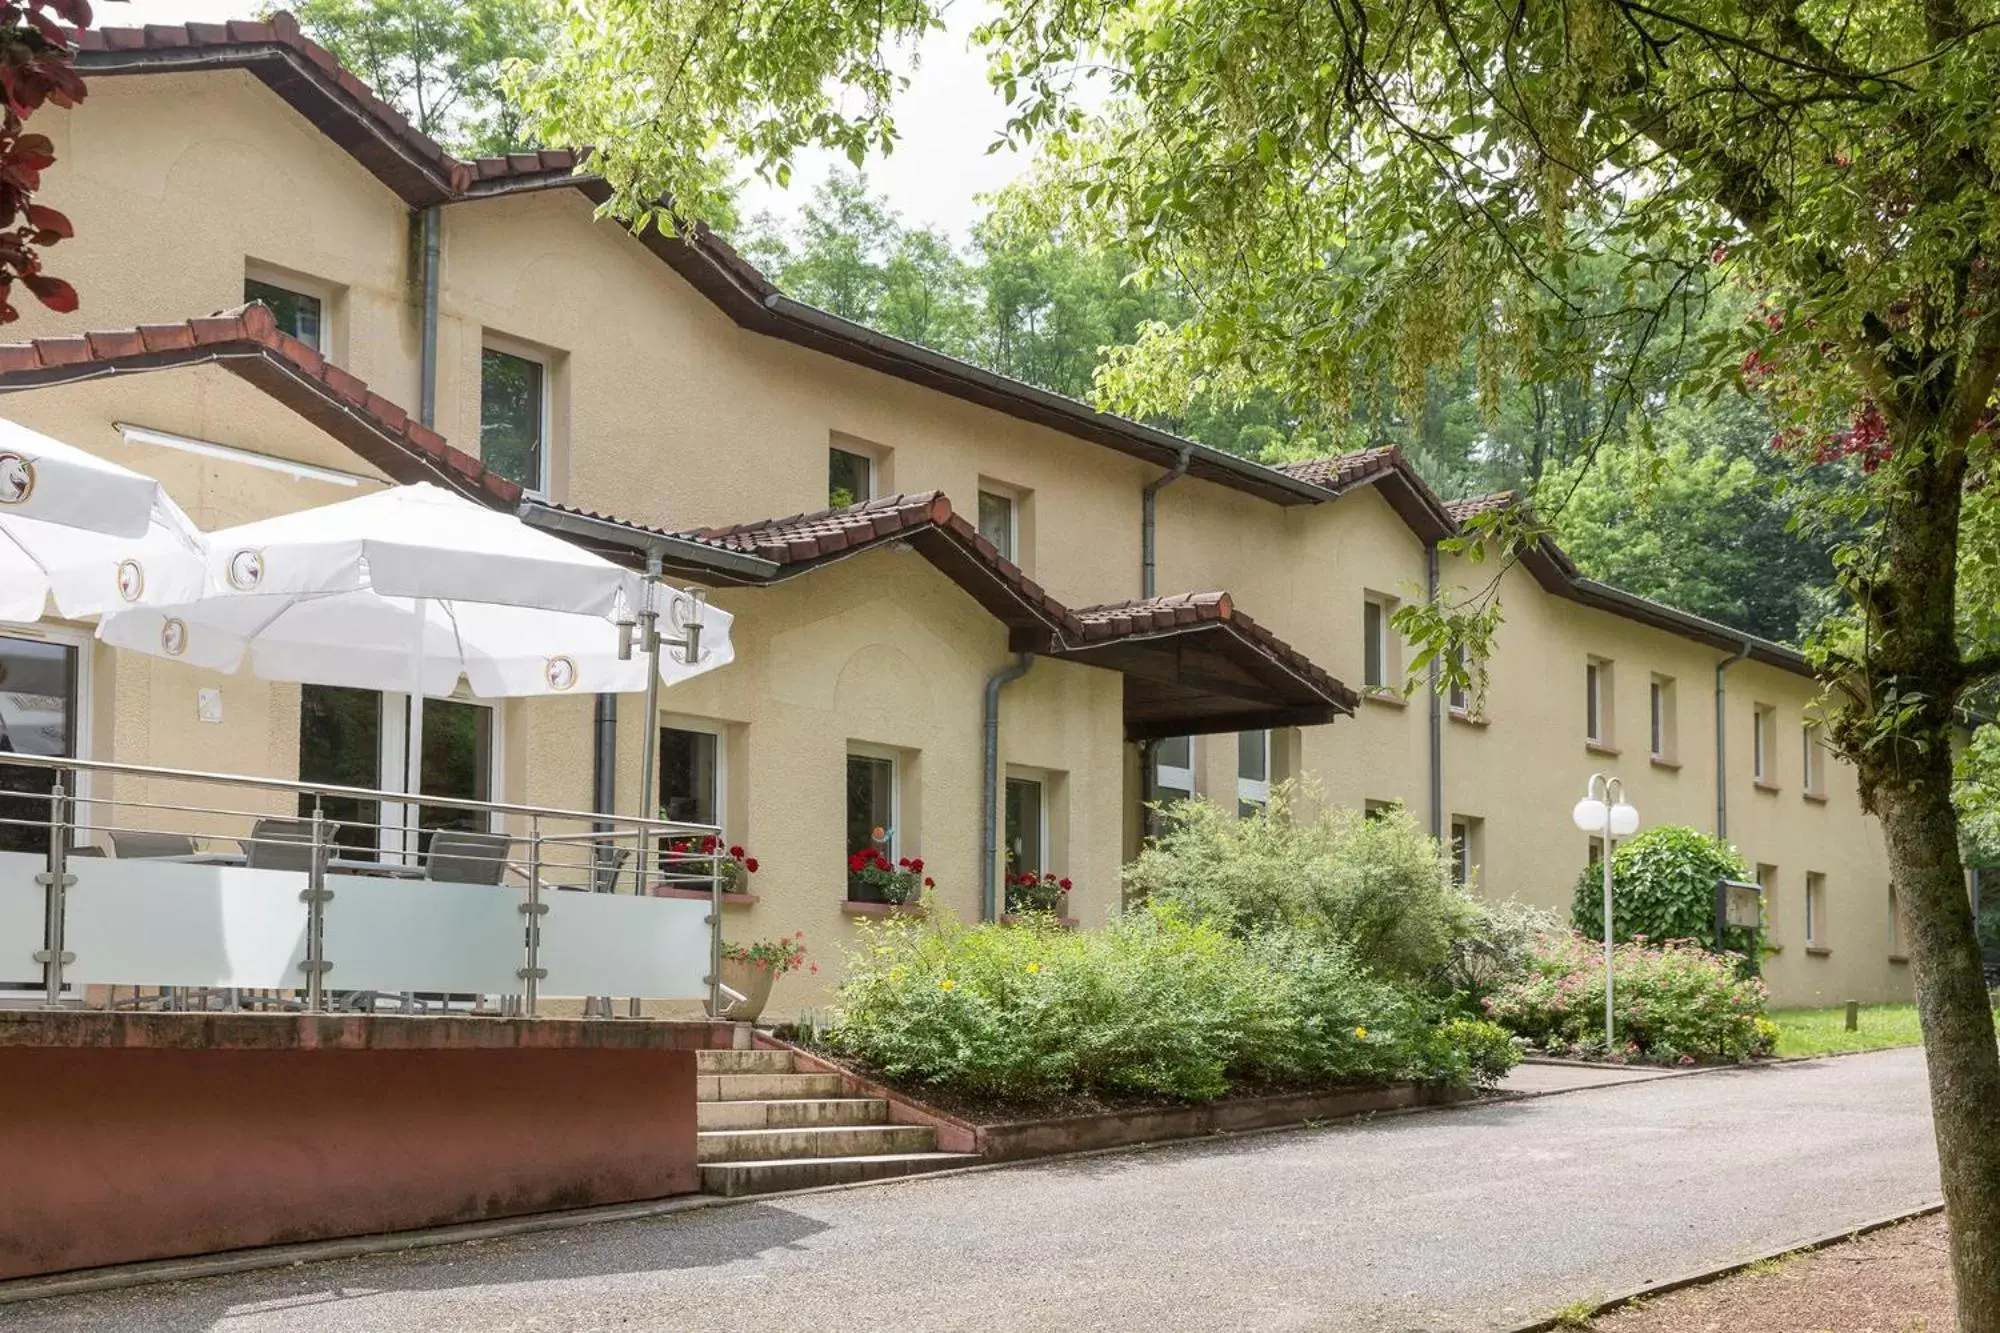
[1443,490,1516,523]
[681,492,951,561]
[1068,592,1359,710]
[1274,446,1400,491]
[0,303,515,508]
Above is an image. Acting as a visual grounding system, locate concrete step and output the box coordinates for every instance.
[699,1152,977,1198]
[696,1049,797,1075]
[697,1072,847,1102]
[698,1097,891,1131]
[697,1124,938,1164]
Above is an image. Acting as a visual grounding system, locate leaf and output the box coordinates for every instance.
[23,273,76,312]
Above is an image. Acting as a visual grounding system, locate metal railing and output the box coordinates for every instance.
[0,751,736,1017]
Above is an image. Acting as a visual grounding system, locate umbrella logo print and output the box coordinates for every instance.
[227,548,265,591]
[0,452,34,505]
[116,559,147,603]
[160,618,189,657]
[545,655,579,691]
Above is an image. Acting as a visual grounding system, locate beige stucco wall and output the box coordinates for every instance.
[2,70,1911,1007]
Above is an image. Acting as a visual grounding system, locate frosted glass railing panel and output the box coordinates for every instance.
[540,892,709,999]
[0,851,46,986]
[321,874,522,995]
[65,860,308,989]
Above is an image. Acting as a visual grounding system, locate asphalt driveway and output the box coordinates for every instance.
[8,1048,1939,1333]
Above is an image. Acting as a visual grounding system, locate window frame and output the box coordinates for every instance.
[1003,773,1047,879]
[1585,657,1613,746]
[828,445,877,509]
[1362,595,1394,690]
[1450,816,1481,887]
[1153,735,1195,802]
[305,685,505,862]
[1649,675,1676,761]
[976,487,1020,563]
[1236,729,1271,816]
[1805,871,1828,949]
[845,743,902,898]
[479,335,553,497]
[658,722,724,828]
[244,262,335,354]
[1802,722,1826,797]
[1753,704,1776,785]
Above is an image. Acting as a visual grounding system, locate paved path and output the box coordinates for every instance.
[11,1049,1938,1333]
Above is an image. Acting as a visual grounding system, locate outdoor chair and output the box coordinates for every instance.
[245,818,336,872]
[108,830,196,859]
[426,830,513,886]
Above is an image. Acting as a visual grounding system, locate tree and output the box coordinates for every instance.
[526,2,2000,1319]
[0,0,86,321]
[288,0,546,157]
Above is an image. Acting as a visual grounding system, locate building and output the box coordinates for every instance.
[0,15,1909,1009]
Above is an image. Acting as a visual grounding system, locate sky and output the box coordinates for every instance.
[104,0,1039,243]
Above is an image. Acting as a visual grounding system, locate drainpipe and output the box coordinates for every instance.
[981,653,1034,922]
[1140,447,1193,599]
[418,204,441,428]
[591,692,617,820]
[1427,541,1443,840]
[1715,641,1752,840]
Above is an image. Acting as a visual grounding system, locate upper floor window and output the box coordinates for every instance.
[1362,594,1397,690]
[829,447,874,508]
[1753,704,1777,785]
[1649,674,1676,761]
[978,489,1017,562]
[246,267,331,352]
[481,343,548,494]
[1585,657,1614,746]
[1802,723,1826,797]
[1237,730,1270,818]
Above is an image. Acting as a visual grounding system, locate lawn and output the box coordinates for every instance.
[1770,1004,1941,1057]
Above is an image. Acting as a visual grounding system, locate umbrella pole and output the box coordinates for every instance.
[631,558,665,1019]
[405,596,427,869]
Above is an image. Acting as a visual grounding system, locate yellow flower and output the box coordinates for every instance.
[1026,962,1041,974]
[939,979,956,991]
[1353,1027,1368,1040]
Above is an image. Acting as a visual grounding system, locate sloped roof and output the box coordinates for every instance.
[1276,446,1456,541]
[1443,490,1517,523]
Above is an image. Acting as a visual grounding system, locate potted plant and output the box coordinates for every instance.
[847,847,931,905]
[1006,870,1071,916]
[658,835,759,895]
[706,931,815,1022]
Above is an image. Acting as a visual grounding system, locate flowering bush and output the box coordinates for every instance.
[1006,870,1072,915]
[849,847,930,904]
[1571,825,1758,964]
[1482,931,1772,1063]
[721,930,816,977]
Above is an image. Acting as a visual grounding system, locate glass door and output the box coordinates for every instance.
[0,633,78,855]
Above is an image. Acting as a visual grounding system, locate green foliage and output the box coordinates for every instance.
[1123,784,1479,986]
[1952,723,2000,869]
[1483,932,1772,1063]
[1438,898,1568,1013]
[828,902,1513,1103]
[288,0,549,157]
[1572,826,1757,962]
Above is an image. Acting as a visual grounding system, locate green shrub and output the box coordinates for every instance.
[1482,930,1772,1062]
[827,900,1497,1101]
[1125,783,1480,985]
[1571,825,1757,961]
[1437,898,1568,1010]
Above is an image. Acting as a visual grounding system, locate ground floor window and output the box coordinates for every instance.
[1005,776,1044,880]
[1450,816,1482,887]
[660,725,719,824]
[1237,730,1270,818]
[1805,871,1828,949]
[0,632,78,855]
[297,685,495,859]
[846,750,898,901]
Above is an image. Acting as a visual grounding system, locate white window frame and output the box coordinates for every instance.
[1753,705,1775,784]
[1802,723,1825,796]
[1450,817,1478,886]
[1154,736,1194,802]
[1888,887,1904,958]
[1648,678,1666,759]
[1003,770,1049,878]
[847,742,902,863]
[480,333,554,498]
[976,485,1021,564]
[374,688,505,856]
[1805,871,1827,948]
[829,443,879,508]
[1585,658,1610,745]
[245,260,335,354]
[0,620,95,836]
[658,716,726,829]
[1236,729,1270,814]
[1362,596,1393,690]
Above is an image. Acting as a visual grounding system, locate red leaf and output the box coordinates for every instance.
[25,203,67,237]
[23,273,75,312]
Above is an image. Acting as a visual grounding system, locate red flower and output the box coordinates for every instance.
[923,877,935,888]
[897,857,911,868]
[728,845,745,860]
[1058,878,1072,891]
[744,857,759,873]
[848,853,865,873]
[910,858,924,873]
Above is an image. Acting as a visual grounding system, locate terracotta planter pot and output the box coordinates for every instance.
[706,955,777,1022]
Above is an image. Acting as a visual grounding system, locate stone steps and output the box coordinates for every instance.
[693,1047,975,1196]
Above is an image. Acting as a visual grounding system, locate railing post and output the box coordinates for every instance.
[518,816,546,1017]
[709,836,723,1019]
[36,777,74,1007]
[299,801,332,1011]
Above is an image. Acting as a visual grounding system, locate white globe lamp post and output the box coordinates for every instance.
[1572,773,1639,1052]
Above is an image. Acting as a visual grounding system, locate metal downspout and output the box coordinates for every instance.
[1715,641,1752,840]
[1141,447,1194,599]
[982,653,1034,922]
[418,204,441,428]
[1427,542,1443,840]
[591,692,617,821]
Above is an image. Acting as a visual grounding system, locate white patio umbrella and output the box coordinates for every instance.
[96,482,732,854]
[0,416,179,539]
[0,491,210,625]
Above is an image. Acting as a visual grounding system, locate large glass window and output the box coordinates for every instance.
[245,276,325,350]
[660,726,719,824]
[481,346,547,493]
[829,448,873,508]
[846,752,896,901]
[297,686,492,858]
[1005,776,1043,878]
[417,698,493,838]
[0,634,77,856]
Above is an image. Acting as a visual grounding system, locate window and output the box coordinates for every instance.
[1587,836,1605,866]
[829,447,873,508]
[1649,675,1676,761]
[245,275,326,351]
[481,345,547,493]
[1450,816,1482,887]
[1888,887,1904,958]
[846,751,897,901]
[1364,799,1397,822]
[1153,736,1194,802]
[0,631,80,857]
[298,686,496,861]
[1756,862,1779,941]
[1362,596,1394,689]
[977,489,1017,562]
[1585,657,1613,746]
[1447,678,1470,715]
[1005,776,1044,879]
[660,726,719,825]
[1802,723,1825,797]
[1805,871,1828,949]
[1753,705,1776,785]
[1237,730,1270,818]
